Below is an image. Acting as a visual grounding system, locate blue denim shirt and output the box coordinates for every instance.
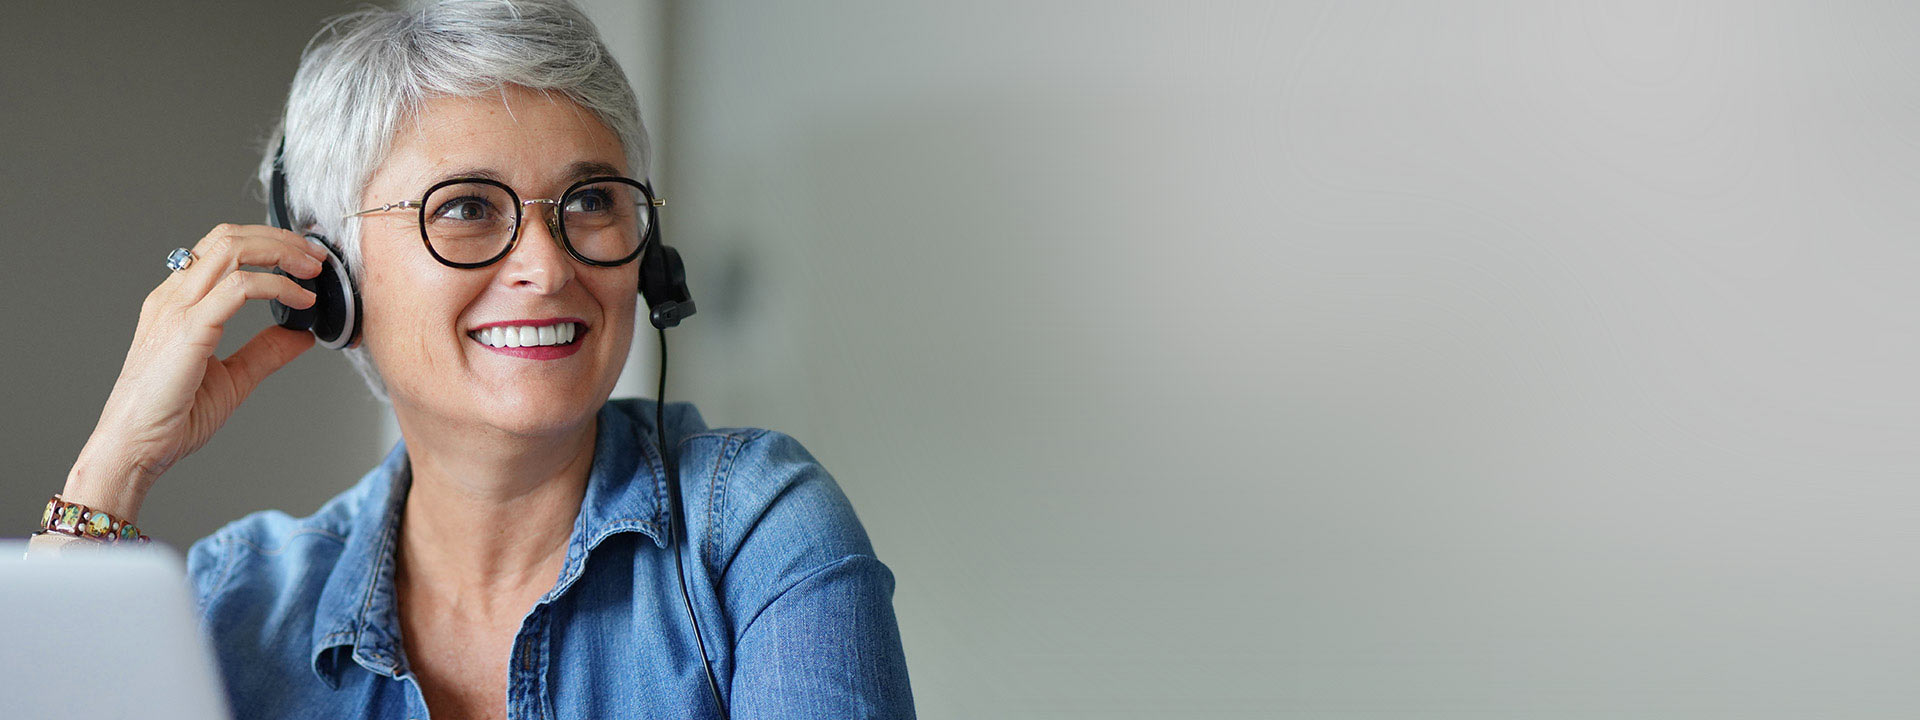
[185,398,915,719]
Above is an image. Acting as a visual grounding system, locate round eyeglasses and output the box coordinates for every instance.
[347,176,664,269]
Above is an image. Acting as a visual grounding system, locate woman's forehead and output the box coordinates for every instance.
[376,88,628,189]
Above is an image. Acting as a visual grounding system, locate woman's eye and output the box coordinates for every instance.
[565,190,611,214]
[434,197,494,222]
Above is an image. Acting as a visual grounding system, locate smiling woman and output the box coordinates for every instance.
[31,1,915,718]
[357,87,641,440]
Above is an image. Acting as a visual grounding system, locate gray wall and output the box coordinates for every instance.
[5,2,1919,718]
[0,1,386,542]
[658,2,1919,718]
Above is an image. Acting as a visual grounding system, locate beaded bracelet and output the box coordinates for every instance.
[40,494,151,543]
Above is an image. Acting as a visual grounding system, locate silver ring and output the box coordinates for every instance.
[165,247,195,272]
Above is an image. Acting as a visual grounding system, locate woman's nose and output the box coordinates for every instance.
[497,201,574,291]
[525,199,564,240]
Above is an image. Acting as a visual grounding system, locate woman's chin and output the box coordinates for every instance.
[476,390,599,437]
[381,345,615,437]
[384,384,599,439]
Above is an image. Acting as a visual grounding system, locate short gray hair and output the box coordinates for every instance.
[257,0,649,403]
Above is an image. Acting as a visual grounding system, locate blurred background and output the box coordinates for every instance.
[4,1,1917,717]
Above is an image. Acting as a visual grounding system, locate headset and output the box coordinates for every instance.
[267,142,730,718]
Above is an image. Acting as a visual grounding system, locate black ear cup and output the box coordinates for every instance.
[267,140,361,350]
[640,240,697,330]
[270,235,361,349]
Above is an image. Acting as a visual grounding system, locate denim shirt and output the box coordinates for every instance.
[185,398,915,719]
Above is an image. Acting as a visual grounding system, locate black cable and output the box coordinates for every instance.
[658,325,732,719]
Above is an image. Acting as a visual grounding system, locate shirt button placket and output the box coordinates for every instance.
[508,606,552,720]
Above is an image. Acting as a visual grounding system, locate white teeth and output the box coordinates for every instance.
[470,322,579,349]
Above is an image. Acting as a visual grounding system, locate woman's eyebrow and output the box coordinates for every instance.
[563,160,624,180]
[427,161,625,186]
[432,167,506,183]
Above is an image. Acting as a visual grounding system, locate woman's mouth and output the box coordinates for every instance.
[467,320,586,360]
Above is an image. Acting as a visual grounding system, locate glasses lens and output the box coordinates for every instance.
[560,180,648,263]
[423,181,517,265]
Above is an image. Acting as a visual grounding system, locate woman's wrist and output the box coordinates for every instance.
[61,444,158,523]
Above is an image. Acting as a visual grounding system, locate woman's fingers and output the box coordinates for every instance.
[67,224,337,519]
[221,325,317,403]
[191,269,318,332]
[163,224,328,304]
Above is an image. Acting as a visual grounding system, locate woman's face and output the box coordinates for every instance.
[355,86,637,438]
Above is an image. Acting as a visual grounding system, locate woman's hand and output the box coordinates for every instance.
[63,224,330,522]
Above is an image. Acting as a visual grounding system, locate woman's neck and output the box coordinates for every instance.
[391,407,598,614]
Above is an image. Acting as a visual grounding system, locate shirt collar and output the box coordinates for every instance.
[308,398,703,687]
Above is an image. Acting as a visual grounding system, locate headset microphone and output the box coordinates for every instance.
[629,167,723,718]
[638,211,696,329]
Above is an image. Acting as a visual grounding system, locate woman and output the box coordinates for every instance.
[31,1,915,717]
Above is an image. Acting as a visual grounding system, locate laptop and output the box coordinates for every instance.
[0,541,231,720]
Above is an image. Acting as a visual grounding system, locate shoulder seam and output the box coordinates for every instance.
[678,427,771,445]
[703,432,755,563]
[734,554,887,641]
